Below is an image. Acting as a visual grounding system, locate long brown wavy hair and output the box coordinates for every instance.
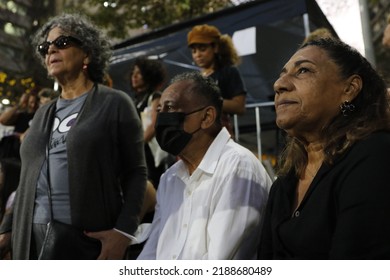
[214,34,241,68]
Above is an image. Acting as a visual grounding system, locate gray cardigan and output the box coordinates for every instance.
[11,84,147,259]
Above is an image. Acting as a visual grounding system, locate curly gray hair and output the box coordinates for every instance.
[32,13,112,83]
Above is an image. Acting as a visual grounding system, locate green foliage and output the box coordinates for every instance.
[63,0,233,40]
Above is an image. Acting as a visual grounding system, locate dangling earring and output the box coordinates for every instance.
[82,64,88,71]
[340,100,355,117]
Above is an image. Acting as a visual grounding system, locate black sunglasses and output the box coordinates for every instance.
[38,35,82,57]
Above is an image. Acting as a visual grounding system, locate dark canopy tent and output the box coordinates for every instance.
[109,0,336,158]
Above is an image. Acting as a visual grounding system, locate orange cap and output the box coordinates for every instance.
[187,24,221,46]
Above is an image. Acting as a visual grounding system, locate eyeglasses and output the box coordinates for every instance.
[37,35,82,57]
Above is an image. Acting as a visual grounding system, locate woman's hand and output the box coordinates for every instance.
[85,229,130,260]
[0,232,12,259]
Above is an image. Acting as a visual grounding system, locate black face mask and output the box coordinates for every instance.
[155,107,205,156]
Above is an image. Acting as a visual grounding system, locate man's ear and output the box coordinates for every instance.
[344,74,362,101]
[201,106,217,129]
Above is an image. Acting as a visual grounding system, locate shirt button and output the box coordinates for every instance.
[294,211,300,217]
[183,224,188,228]
[172,255,177,259]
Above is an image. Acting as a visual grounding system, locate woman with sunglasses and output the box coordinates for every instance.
[0,13,147,259]
[187,24,247,136]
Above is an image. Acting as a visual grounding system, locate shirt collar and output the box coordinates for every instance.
[175,127,231,180]
[197,127,231,175]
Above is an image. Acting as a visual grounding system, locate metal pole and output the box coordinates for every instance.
[255,106,262,160]
[234,114,239,142]
[303,13,310,37]
[359,0,376,66]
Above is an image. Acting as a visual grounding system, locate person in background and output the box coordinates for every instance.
[0,13,147,260]
[137,71,272,260]
[258,38,390,259]
[187,24,246,135]
[382,14,390,49]
[130,57,170,188]
[19,88,59,142]
[0,92,39,159]
[381,14,390,95]
[124,57,169,259]
[37,87,59,106]
[0,92,39,136]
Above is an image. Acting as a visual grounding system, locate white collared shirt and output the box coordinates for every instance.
[137,127,272,260]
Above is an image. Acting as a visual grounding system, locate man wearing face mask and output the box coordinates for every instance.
[137,71,272,260]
